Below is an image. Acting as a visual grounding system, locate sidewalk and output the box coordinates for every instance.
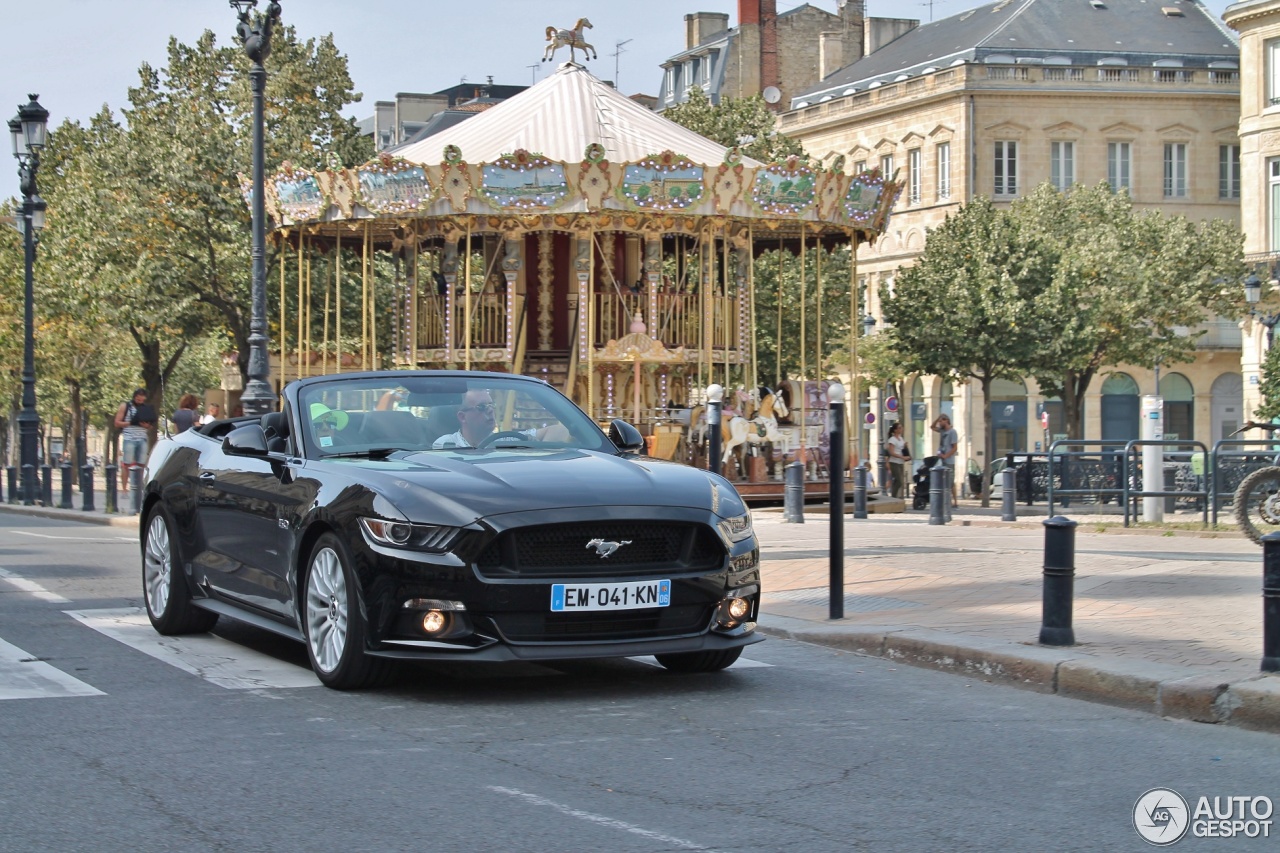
[3,493,1277,732]
[0,489,140,528]
[753,503,1280,733]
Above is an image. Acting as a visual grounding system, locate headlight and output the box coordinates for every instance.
[359,517,461,553]
[717,512,754,543]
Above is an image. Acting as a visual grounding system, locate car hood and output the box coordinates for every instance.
[318,448,738,526]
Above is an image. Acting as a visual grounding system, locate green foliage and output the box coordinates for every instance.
[752,245,853,386]
[1257,342,1280,421]
[662,88,804,163]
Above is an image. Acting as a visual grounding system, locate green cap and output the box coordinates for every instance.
[309,402,349,430]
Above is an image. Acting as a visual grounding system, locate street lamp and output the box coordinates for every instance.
[10,95,49,506]
[231,0,282,416]
[1244,273,1280,349]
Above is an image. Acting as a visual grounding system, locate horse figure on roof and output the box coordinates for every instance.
[543,18,597,63]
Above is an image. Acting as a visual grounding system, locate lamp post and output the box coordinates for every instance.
[1244,273,1280,350]
[10,95,49,506]
[862,315,890,492]
[231,0,282,416]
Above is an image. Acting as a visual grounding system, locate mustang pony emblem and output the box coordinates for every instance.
[586,538,632,558]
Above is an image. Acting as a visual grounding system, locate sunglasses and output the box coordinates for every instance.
[462,403,496,414]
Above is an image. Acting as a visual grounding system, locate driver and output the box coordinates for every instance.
[432,390,565,449]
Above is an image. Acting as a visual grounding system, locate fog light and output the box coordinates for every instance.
[422,610,448,635]
[727,598,750,620]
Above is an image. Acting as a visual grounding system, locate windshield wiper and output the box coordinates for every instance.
[323,448,399,460]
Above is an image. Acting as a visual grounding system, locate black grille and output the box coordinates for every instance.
[475,521,724,578]
[490,604,712,642]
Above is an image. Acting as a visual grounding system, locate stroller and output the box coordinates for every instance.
[911,456,941,510]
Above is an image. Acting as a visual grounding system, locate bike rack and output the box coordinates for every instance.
[1209,438,1280,526]
[1047,440,1131,517]
[1121,440,1209,528]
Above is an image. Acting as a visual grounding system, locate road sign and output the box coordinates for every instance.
[1040,411,1049,429]
[885,396,898,412]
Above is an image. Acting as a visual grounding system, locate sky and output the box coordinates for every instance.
[1,0,1236,202]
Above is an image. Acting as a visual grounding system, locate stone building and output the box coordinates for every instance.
[779,0,1244,477]
[658,1,917,111]
[1226,0,1280,419]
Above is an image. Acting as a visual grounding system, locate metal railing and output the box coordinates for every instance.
[1119,440,1209,528]
[1047,440,1132,516]
[1209,438,1280,525]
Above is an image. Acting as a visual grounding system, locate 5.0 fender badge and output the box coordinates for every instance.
[586,538,632,558]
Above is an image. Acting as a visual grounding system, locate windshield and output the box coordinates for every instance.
[297,374,610,459]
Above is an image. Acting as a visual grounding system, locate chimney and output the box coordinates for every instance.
[820,32,844,80]
[685,12,730,49]
[739,0,760,25]
[760,0,779,97]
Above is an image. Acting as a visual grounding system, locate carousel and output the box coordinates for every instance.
[257,54,899,493]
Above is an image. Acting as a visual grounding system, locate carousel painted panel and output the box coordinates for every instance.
[480,151,569,211]
[842,168,885,227]
[619,152,705,212]
[357,155,434,215]
[273,169,326,223]
[750,158,816,216]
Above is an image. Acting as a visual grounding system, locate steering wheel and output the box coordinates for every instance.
[478,430,533,448]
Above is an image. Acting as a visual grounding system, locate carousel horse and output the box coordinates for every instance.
[543,18,597,62]
[721,387,791,466]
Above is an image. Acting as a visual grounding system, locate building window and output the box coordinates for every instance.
[1050,141,1075,191]
[1108,142,1132,192]
[1270,159,1280,251]
[1154,68,1192,84]
[994,140,1017,196]
[937,143,951,200]
[1269,39,1280,106]
[1164,143,1188,198]
[1220,144,1241,199]
[881,154,895,178]
[908,148,921,204]
[853,159,866,174]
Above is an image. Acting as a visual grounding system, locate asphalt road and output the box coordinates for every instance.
[1,513,1278,852]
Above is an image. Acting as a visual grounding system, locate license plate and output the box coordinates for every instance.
[550,580,671,612]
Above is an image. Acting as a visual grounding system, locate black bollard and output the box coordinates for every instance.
[1263,533,1280,672]
[41,465,53,507]
[81,465,95,512]
[853,464,868,520]
[1039,516,1077,646]
[104,465,118,514]
[783,460,805,523]
[828,390,845,620]
[60,464,73,509]
[1001,466,1017,522]
[130,466,143,515]
[928,466,946,525]
[707,397,723,477]
[22,464,36,506]
[5,466,14,504]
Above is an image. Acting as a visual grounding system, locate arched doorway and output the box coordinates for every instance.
[910,376,927,459]
[1211,372,1244,441]
[990,378,1027,458]
[1101,373,1140,441]
[1159,373,1194,447]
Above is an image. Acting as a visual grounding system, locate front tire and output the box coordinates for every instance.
[142,508,218,635]
[1234,466,1280,545]
[655,647,743,673]
[303,533,393,689]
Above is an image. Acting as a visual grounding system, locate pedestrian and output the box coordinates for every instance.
[933,414,959,503]
[884,421,910,499]
[201,403,222,425]
[114,389,155,492]
[173,394,201,434]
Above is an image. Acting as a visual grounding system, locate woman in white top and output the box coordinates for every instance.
[884,421,910,499]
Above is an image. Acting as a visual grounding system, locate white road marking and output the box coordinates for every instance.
[487,786,722,852]
[0,637,104,700]
[9,530,134,543]
[629,654,773,669]
[66,607,319,690]
[0,567,70,603]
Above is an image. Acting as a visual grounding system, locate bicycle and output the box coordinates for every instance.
[1231,421,1280,544]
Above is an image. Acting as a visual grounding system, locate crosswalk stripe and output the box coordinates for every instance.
[0,637,104,700]
[0,567,71,603]
[66,608,320,690]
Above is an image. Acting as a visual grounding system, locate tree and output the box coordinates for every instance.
[881,198,1053,505]
[1014,183,1245,437]
[751,245,853,388]
[662,88,804,162]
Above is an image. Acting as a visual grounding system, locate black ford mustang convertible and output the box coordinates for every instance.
[140,371,761,688]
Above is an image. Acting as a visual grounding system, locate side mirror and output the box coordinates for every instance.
[608,419,646,455]
[222,424,270,457]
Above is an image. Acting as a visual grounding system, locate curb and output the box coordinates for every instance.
[757,614,1280,734]
[0,503,139,528]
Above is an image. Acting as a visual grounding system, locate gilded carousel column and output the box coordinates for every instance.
[574,232,593,410]
[644,233,661,345]
[502,228,523,364]
[441,237,459,365]
[537,231,553,351]
[731,228,751,388]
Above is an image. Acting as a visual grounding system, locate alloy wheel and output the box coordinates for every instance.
[143,514,171,617]
[306,547,348,673]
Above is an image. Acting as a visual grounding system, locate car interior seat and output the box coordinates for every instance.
[360,410,429,448]
[260,411,291,453]
[422,405,461,447]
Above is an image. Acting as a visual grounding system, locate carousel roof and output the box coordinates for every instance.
[393,62,762,169]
